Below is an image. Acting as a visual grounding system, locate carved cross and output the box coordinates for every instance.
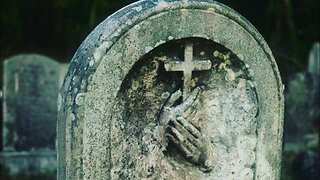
[164,43,212,100]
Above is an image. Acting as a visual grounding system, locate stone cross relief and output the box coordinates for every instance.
[164,43,212,100]
[159,43,213,171]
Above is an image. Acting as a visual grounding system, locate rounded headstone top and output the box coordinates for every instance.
[4,54,59,68]
[64,0,281,95]
[58,1,284,179]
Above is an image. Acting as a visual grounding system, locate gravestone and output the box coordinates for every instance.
[57,0,284,179]
[284,42,320,146]
[282,42,319,179]
[1,54,66,176]
[307,42,320,76]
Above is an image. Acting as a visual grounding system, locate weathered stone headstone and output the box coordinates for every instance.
[2,54,59,151]
[284,42,320,146]
[282,42,319,179]
[58,0,284,179]
[308,42,320,76]
[1,54,67,176]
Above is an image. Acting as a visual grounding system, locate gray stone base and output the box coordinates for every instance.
[0,150,56,176]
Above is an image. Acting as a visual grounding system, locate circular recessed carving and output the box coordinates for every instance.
[113,38,258,178]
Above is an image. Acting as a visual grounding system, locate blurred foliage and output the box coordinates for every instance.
[281,150,297,180]
[0,0,319,76]
[0,0,136,63]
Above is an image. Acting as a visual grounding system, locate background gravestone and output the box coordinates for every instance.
[282,42,319,180]
[1,54,67,177]
[2,54,59,151]
[284,42,319,146]
[58,0,284,179]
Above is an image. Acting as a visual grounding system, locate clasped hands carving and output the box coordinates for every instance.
[158,87,212,172]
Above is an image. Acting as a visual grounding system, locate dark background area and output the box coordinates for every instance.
[0,0,319,179]
[1,0,319,75]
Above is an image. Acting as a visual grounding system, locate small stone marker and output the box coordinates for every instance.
[57,0,284,179]
[282,42,320,179]
[307,42,320,76]
[2,54,59,151]
[1,54,66,176]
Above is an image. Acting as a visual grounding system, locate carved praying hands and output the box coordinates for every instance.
[158,87,212,172]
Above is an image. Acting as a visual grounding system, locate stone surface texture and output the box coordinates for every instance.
[57,0,284,179]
